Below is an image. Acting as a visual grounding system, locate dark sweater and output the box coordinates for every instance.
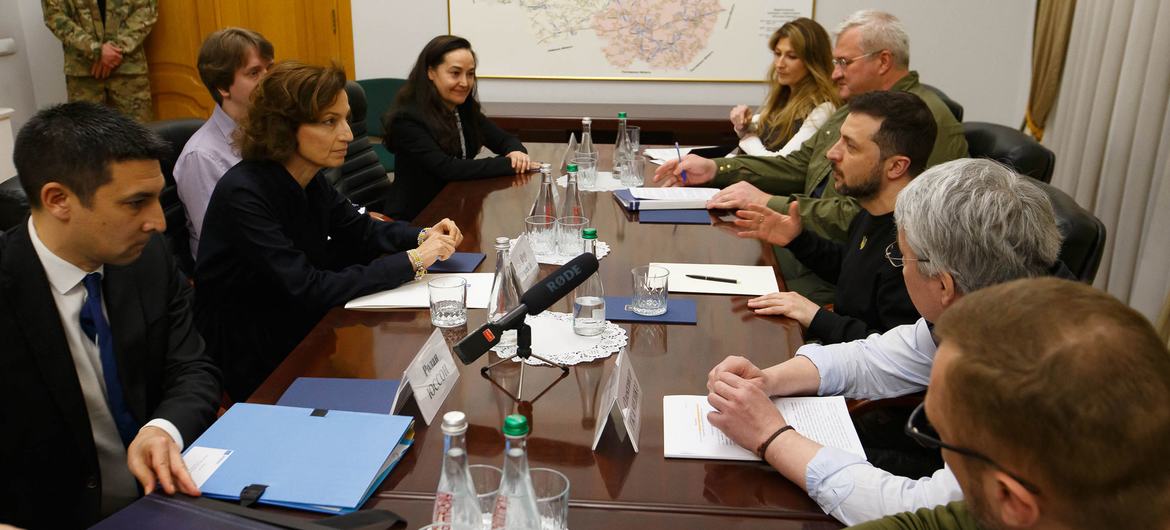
[195,159,423,399]
[384,102,525,220]
[786,210,920,343]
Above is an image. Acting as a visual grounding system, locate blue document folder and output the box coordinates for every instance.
[427,252,486,273]
[184,403,414,514]
[638,209,713,225]
[604,296,698,324]
[276,377,400,415]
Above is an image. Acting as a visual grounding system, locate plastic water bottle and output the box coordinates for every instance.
[487,236,520,347]
[491,414,540,530]
[577,117,598,163]
[528,163,559,219]
[433,411,482,527]
[572,229,606,336]
[560,164,585,218]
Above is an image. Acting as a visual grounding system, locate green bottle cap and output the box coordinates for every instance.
[503,414,529,437]
[582,228,598,239]
[567,164,578,172]
[617,112,627,118]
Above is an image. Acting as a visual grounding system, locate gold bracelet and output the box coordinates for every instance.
[417,228,429,246]
[407,249,427,280]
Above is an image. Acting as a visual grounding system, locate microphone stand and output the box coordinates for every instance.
[481,322,570,404]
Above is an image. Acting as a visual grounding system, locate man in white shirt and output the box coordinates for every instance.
[174,27,273,258]
[705,159,1070,525]
[1,102,221,527]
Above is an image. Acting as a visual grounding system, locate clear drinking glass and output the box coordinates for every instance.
[572,155,598,190]
[555,216,589,257]
[626,265,669,316]
[468,464,501,529]
[428,276,468,327]
[620,155,646,187]
[626,125,641,154]
[531,468,570,530]
[525,215,557,255]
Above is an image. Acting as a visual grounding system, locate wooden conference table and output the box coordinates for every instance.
[248,144,841,529]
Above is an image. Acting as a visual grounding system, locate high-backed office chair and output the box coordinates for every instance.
[0,177,29,232]
[964,122,1056,183]
[146,118,204,276]
[355,77,406,173]
[1030,177,1106,283]
[326,81,394,212]
[920,83,964,122]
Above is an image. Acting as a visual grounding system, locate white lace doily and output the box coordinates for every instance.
[490,311,627,366]
[509,238,611,265]
[556,171,629,192]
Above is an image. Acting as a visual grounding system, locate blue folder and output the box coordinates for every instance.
[276,377,400,415]
[427,252,486,273]
[638,209,713,225]
[604,296,698,324]
[184,403,414,514]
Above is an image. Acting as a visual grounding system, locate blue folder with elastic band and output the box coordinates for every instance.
[183,403,413,514]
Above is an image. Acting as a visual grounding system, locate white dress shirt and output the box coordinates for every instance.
[28,218,184,514]
[793,318,964,525]
[738,102,837,157]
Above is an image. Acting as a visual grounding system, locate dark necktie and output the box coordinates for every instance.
[79,272,140,447]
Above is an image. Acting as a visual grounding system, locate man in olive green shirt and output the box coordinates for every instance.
[848,279,1170,529]
[654,10,967,303]
[43,0,158,122]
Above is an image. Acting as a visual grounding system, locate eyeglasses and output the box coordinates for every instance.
[832,50,881,69]
[904,402,1042,495]
[885,242,930,268]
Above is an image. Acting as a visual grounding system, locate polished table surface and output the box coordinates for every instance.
[248,144,838,529]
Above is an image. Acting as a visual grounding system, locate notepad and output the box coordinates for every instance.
[344,273,494,309]
[649,263,779,296]
[662,395,865,460]
[637,209,713,225]
[604,296,698,324]
[183,403,414,514]
[613,188,718,211]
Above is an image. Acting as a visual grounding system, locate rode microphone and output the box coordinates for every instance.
[453,252,600,364]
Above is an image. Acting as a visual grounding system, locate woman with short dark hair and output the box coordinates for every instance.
[196,61,463,400]
[383,35,535,221]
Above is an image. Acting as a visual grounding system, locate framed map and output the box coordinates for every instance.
[447,0,815,82]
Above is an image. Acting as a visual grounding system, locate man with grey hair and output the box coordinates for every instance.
[654,10,968,304]
[704,159,1073,526]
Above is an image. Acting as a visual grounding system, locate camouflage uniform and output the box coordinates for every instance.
[43,0,158,122]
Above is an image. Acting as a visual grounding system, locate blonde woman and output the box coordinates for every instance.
[731,18,841,156]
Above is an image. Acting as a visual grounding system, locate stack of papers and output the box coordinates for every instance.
[644,146,712,164]
[344,273,494,310]
[663,395,865,460]
[649,263,779,296]
[613,187,719,211]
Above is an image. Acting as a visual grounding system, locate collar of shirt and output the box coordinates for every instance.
[210,104,238,145]
[27,217,103,294]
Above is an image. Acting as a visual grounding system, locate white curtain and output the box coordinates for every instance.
[1044,0,1170,322]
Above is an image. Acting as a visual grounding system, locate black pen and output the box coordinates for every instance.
[686,274,738,284]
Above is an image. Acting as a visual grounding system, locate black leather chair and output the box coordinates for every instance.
[146,118,204,276]
[325,81,393,214]
[1029,177,1106,283]
[964,122,1055,183]
[0,177,30,232]
[921,83,963,122]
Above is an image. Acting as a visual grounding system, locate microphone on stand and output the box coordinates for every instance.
[454,252,599,364]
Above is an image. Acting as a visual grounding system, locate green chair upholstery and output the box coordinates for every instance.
[356,78,407,173]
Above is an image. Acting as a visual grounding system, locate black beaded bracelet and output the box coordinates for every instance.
[757,425,796,459]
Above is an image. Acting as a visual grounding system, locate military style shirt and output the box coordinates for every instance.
[43,0,158,76]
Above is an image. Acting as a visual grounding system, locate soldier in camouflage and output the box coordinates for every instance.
[42,0,158,122]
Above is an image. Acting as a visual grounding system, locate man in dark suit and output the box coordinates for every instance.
[0,102,221,528]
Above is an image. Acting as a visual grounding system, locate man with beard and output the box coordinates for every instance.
[849,278,1170,529]
[732,90,928,345]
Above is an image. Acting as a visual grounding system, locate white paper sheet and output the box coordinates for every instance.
[649,263,779,296]
[629,187,720,201]
[344,273,494,310]
[643,146,715,162]
[663,395,865,460]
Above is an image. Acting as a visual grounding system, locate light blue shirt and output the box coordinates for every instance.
[174,105,241,258]
[795,318,964,525]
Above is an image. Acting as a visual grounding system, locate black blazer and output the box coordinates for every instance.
[384,102,525,220]
[196,160,424,400]
[0,223,222,529]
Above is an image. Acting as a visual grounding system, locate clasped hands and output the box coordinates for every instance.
[91,42,123,80]
[705,356,788,456]
[416,218,464,267]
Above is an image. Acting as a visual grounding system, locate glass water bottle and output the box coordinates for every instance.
[572,228,606,336]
